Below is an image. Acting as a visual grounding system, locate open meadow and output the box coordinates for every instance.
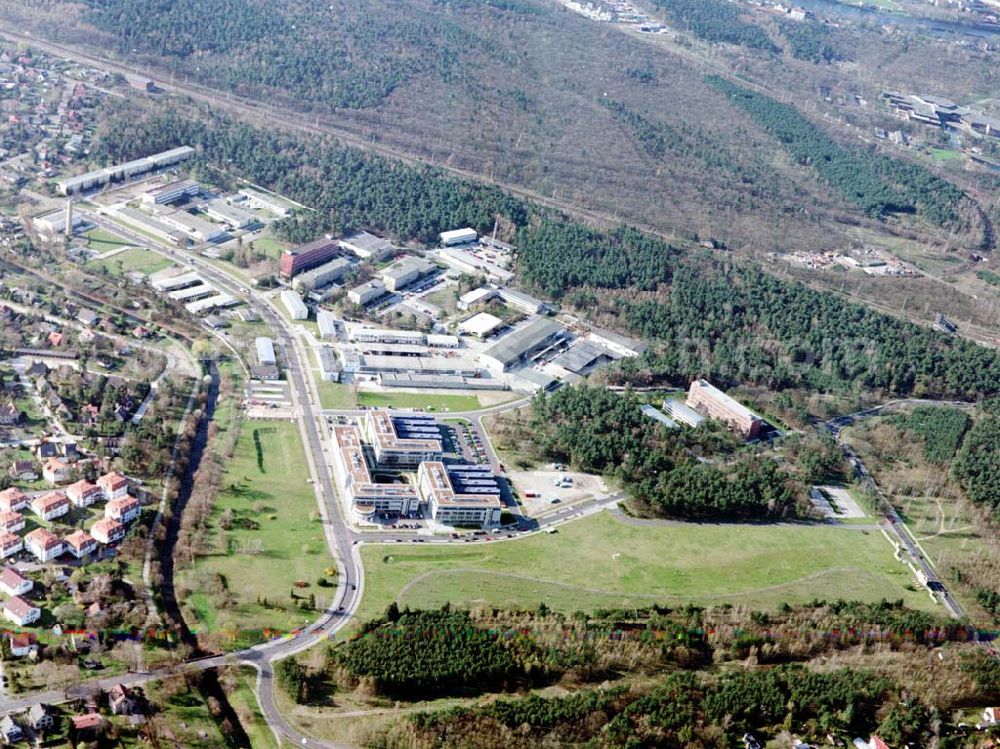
[354,511,935,626]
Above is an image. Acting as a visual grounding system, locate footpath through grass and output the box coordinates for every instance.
[87,246,172,277]
[356,512,934,625]
[179,420,333,646]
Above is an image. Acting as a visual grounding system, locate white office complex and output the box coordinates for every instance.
[142,179,200,206]
[439,227,478,246]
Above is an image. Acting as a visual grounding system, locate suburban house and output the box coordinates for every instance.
[0,487,29,513]
[64,529,96,559]
[66,479,102,508]
[8,460,37,481]
[0,401,22,426]
[0,568,32,597]
[31,490,70,521]
[0,715,22,743]
[0,511,24,534]
[71,713,104,738]
[91,518,125,545]
[42,457,74,486]
[3,595,40,626]
[27,704,53,732]
[0,530,23,559]
[105,496,141,524]
[108,684,137,715]
[25,528,63,563]
[97,471,129,501]
[9,632,38,658]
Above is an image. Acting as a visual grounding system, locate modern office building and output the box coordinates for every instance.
[330,425,419,520]
[361,410,443,467]
[204,199,257,229]
[238,187,291,217]
[417,462,502,528]
[279,238,340,278]
[297,257,352,290]
[686,379,763,439]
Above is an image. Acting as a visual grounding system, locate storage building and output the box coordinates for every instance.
[478,317,563,372]
[439,227,478,246]
[280,289,309,320]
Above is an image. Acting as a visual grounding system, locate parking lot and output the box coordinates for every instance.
[510,469,608,517]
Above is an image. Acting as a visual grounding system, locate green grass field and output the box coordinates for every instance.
[355,512,934,625]
[179,420,333,644]
[83,227,133,251]
[930,148,963,162]
[250,235,291,260]
[87,246,172,277]
[317,382,358,409]
[357,391,483,412]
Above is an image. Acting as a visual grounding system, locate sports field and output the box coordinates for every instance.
[355,512,934,624]
[179,420,333,644]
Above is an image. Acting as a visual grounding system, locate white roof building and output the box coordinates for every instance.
[439,227,478,246]
[459,312,504,338]
[280,289,309,320]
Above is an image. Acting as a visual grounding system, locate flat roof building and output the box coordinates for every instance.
[497,287,547,315]
[111,206,187,246]
[204,199,257,229]
[317,310,339,341]
[316,346,340,382]
[280,289,309,320]
[151,271,202,292]
[330,425,419,520]
[361,410,443,467]
[349,328,425,345]
[297,257,353,291]
[640,404,679,430]
[153,208,227,243]
[239,188,291,217]
[479,317,563,373]
[459,312,504,339]
[255,337,277,365]
[279,238,339,279]
[457,287,497,311]
[417,461,502,528]
[142,179,200,206]
[168,283,216,302]
[551,340,616,375]
[33,207,83,235]
[436,248,514,283]
[686,379,762,439]
[57,146,194,195]
[185,293,237,315]
[663,398,706,429]
[380,256,436,292]
[378,372,502,390]
[347,280,386,307]
[588,328,648,358]
[339,231,395,261]
[439,227,478,246]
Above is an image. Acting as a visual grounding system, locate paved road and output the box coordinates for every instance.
[820,398,977,622]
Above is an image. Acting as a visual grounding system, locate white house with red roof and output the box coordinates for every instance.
[66,480,102,508]
[42,458,73,486]
[9,632,37,658]
[0,511,24,534]
[25,528,63,563]
[0,531,23,559]
[31,491,70,521]
[64,530,96,559]
[105,496,140,524]
[3,596,40,626]
[90,518,125,545]
[0,568,31,597]
[0,488,29,513]
[97,471,128,501]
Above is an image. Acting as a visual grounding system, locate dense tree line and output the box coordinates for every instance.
[708,77,986,246]
[409,664,922,748]
[780,20,846,63]
[82,0,514,110]
[334,608,522,698]
[891,406,971,463]
[90,107,1000,399]
[519,386,798,520]
[952,410,1000,516]
[649,0,778,52]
